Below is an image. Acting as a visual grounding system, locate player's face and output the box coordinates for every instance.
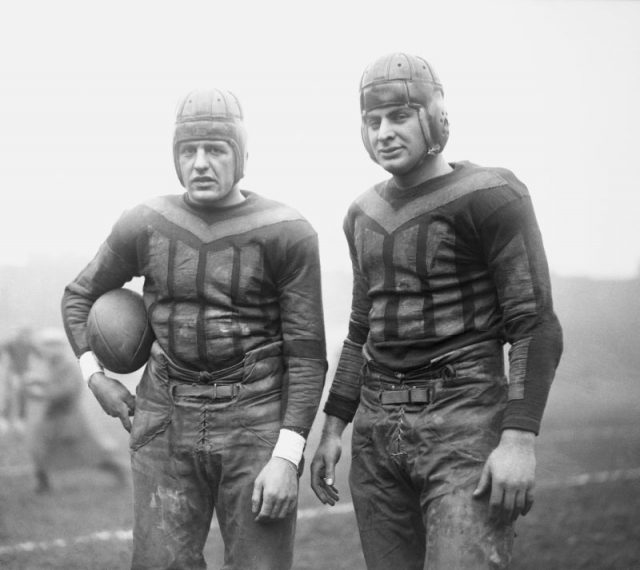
[179,140,242,207]
[364,105,428,175]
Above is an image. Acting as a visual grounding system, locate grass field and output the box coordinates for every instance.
[1,367,639,569]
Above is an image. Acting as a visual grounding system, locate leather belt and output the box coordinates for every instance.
[379,386,435,405]
[173,383,241,401]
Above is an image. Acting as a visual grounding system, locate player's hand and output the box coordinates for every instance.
[88,372,136,432]
[310,430,343,506]
[252,457,299,523]
[473,429,536,524]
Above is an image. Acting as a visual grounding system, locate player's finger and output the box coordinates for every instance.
[323,457,337,488]
[322,458,341,502]
[119,413,132,433]
[513,488,526,520]
[523,488,534,516]
[256,496,275,522]
[473,462,491,498]
[274,496,296,519]
[117,403,132,432]
[311,483,328,504]
[488,484,504,523]
[318,475,339,505]
[125,394,136,414]
[251,480,263,515]
[262,495,282,520]
[324,480,340,502]
[311,461,338,505]
[310,463,328,502]
[501,488,517,523]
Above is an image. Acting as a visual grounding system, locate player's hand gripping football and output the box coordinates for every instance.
[473,428,536,524]
[88,372,136,432]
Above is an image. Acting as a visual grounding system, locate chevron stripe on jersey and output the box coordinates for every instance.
[64,192,323,371]
[144,196,304,244]
[353,169,511,234]
[350,174,513,352]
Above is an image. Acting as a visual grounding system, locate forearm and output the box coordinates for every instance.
[281,356,327,437]
[270,356,326,468]
[277,227,327,429]
[323,338,364,422]
[503,314,563,433]
[321,413,349,440]
[323,247,369,422]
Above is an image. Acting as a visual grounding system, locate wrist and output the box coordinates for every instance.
[500,428,536,446]
[322,414,348,439]
[271,455,298,472]
[272,429,305,467]
[79,351,103,383]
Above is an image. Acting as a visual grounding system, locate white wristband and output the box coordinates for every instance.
[272,429,306,467]
[79,351,103,382]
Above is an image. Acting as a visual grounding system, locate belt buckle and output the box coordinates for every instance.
[408,386,430,404]
[378,384,435,405]
[212,382,241,400]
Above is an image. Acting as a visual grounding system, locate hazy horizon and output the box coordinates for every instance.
[1,0,639,280]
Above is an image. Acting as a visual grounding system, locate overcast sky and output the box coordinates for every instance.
[1,0,639,279]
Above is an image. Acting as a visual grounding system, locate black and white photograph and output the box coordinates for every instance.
[1,1,639,568]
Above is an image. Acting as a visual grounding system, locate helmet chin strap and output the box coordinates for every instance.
[406,105,439,171]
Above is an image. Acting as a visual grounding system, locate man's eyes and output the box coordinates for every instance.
[366,111,411,128]
[204,145,229,155]
[181,145,228,156]
[391,111,410,121]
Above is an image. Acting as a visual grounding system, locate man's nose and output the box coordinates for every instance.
[378,118,395,141]
[194,147,208,170]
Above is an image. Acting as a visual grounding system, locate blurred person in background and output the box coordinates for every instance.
[21,327,128,493]
[0,328,31,434]
[61,88,327,570]
[311,53,563,569]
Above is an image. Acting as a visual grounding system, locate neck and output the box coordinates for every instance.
[393,153,453,189]
[184,187,246,210]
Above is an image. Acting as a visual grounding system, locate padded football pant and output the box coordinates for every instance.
[349,350,515,570]
[129,342,295,570]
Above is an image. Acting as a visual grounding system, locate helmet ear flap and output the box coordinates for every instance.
[174,150,185,186]
[417,107,441,155]
[360,120,376,162]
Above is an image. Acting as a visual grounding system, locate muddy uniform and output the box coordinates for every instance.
[62,191,327,569]
[324,161,563,569]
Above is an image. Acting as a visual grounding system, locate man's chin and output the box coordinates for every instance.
[376,158,413,175]
[187,189,225,205]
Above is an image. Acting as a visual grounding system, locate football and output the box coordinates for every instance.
[87,288,154,374]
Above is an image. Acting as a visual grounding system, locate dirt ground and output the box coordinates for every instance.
[1,372,639,569]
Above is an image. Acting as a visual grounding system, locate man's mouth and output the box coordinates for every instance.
[192,176,216,185]
[378,146,403,158]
